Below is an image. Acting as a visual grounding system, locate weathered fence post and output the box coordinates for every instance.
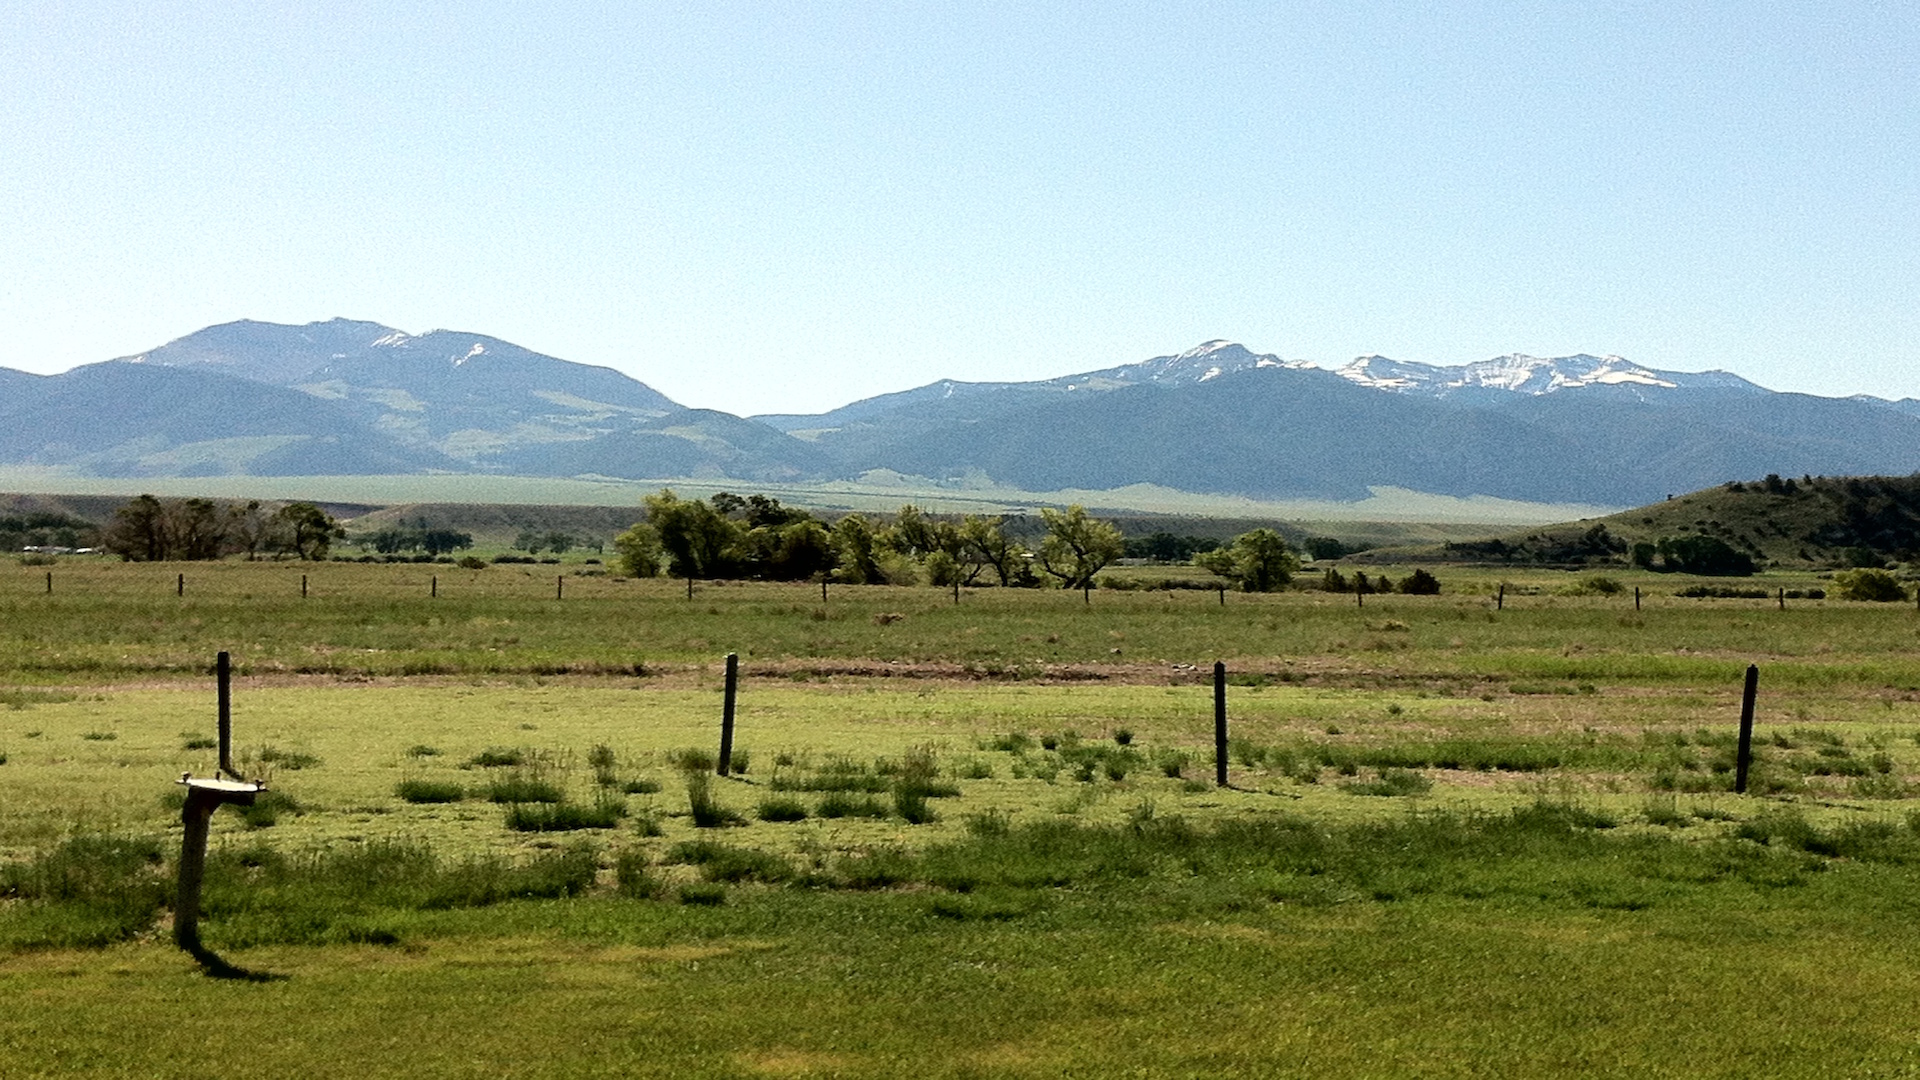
[1634,586,1640,611]
[301,573,308,599]
[1214,661,1228,787]
[174,650,264,977]
[1497,583,1505,611]
[557,575,564,600]
[431,575,438,599]
[1778,588,1785,611]
[45,571,52,594]
[177,573,185,597]
[1734,664,1759,794]
[953,580,960,604]
[717,652,738,777]
[1217,586,1224,607]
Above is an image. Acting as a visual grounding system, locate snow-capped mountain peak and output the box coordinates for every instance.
[1334,352,1756,399]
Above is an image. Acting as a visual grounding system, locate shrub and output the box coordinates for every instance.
[668,841,793,883]
[678,883,727,906]
[405,744,441,758]
[181,735,217,751]
[1834,568,1909,602]
[468,747,525,768]
[395,779,467,804]
[668,747,718,772]
[456,555,488,570]
[1398,569,1442,595]
[1112,729,1134,746]
[621,778,663,795]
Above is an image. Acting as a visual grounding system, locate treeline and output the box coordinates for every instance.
[102,496,345,562]
[2,512,98,552]
[612,490,1375,594]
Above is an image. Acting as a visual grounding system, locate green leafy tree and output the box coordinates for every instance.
[612,522,664,578]
[645,489,741,579]
[103,495,170,561]
[959,515,1021,586]
[830,514,882,584]
[1834,568,1908,602]
[271,503,345,561]
[1196,529,1299,593]
[1656,535,1755,576]
[1398,569,1442,595]
[1037,505,1124,589]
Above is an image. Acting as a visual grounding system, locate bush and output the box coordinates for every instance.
[614,852,666,899]
[1398,569,1442,595]
[1339,768,1434,797]
[468,747,525,768]
[456,556,488,570]
[816,791,889,819]
[1834,568,1909,602]
[238,790,302,828]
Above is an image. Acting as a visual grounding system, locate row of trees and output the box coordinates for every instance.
[103,496,345,562]
[357,525,476,557]
[612,491,1134,590]
[610,491,1341,594]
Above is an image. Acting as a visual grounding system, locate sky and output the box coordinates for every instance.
[2,1,1917,416]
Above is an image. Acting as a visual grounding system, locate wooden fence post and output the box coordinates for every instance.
[45,571,52,594]
[1497,583,1504,611]
[177,573,184,597]
[717,652,738,776]
[301,574,308,599]
[1735,664,1759,794]
[431,575,438,599]
[1634,586,1640,611]
[557,575,564,600]
[1214,661,1228,787]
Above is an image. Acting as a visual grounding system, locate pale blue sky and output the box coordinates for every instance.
[3,1,1916,414]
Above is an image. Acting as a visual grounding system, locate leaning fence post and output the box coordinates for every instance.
[1778,588,1785,611]
[45,571,52,594]
[177,573,185,598]
[1734,664,1759,794]
[1214,661,1228,787]
[717,652,738,776]
[1497,583,1505,611]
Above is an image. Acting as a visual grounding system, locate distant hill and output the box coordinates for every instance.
[1426,474,1920,568]
[8,321,1920,510]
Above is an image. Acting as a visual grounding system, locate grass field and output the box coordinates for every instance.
[6,557,1920,1077]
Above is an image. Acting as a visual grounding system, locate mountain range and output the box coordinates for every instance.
[3,320,1917,508]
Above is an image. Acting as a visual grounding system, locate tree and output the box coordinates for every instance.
[612,522,664,578]
[960,515,1021,586]
[1196,529,1299,592]
[1037,505,1124,589]
[103,495,170,561]
[1655,535,1755,576]
[645,489,741,579]
[1398,568,1442,595]
[1834,568,1908,602]
[830,514,882,584]
[271,503,345,561]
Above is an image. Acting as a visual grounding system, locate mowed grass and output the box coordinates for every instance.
[9,559,1920,1075]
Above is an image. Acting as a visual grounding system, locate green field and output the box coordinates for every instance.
[7,558,1920,1077]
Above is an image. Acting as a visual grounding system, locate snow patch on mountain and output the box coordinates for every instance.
[1335,353,1761,398]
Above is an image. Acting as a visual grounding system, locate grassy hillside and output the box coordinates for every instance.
[1426,473,1920,568]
